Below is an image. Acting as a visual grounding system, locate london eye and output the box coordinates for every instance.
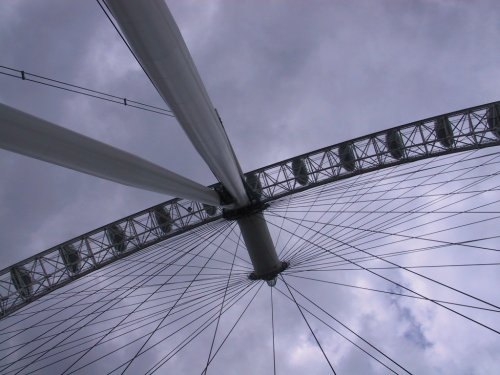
[0,1,499,374]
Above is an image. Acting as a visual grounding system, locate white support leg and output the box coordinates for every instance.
[106,0,249,207]
[0,103,220,206]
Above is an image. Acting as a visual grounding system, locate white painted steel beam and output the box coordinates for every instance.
[106,0,249,207]
[0,103,220,206]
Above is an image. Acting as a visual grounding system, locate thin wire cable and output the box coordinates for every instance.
[96,0,161,98]
[280,275,337,374]
[285,274,500,313]
[197,282,266,375]
[285,150,467,266]
[276,151,500,268]
[273,282,407,374]
[202,233,241,375]
[3,278,250,370]
[61,222,235,374]
[0,222,222,335]
[271,287,276,375]
[144,282,264,374]
[0,65,173,117]
[7,223,229,374]
[26,280,254,375]
[270,220,500,335]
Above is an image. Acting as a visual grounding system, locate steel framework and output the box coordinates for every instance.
[1,100,499,318]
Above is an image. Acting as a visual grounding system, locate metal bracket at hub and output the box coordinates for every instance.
[248,261,288,281]
[222,201,269,221]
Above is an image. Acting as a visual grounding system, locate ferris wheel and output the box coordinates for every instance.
[0,1,499,374]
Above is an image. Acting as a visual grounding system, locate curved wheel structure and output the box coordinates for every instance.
[0,102,499,373]
[1,100,499,316]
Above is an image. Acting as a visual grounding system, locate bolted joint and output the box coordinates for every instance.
[248,261,288,281]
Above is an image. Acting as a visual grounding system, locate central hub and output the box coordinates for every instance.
[223,202,286,286]
[248,261,288,286]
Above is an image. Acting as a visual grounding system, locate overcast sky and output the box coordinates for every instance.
[0,0,499,374]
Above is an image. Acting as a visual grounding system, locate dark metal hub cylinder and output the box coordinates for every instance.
[236,212,284,279]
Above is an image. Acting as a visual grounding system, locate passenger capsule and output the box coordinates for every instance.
[291,158,309,186]
[203,203,217,217]
[106,224,127,253]
[386,129,405,160]
[487,105,500,139]
[59,244,81,274]
[10,266,32,300]
[154,207,173,234]
[339,143,356,172]
[246,172,263,198]
[434,117,454,148]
